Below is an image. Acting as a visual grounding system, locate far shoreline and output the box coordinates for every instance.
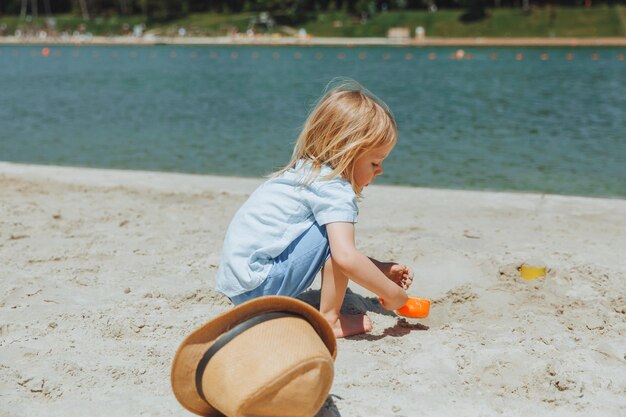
[1,35,626,47]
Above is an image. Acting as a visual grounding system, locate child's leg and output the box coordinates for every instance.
[230,222,330,305]
[319,256,372,338]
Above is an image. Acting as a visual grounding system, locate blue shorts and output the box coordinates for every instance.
[230,222,330,305]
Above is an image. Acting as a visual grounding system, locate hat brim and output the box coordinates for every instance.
[171,295,337,416]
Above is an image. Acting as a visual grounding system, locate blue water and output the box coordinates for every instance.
[1,45,625,197]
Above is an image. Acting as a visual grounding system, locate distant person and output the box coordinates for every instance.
[216,79,414,337]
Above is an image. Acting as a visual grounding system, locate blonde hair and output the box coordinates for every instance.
[275,79,397,196]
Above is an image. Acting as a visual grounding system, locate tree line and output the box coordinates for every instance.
[1,0,623,20]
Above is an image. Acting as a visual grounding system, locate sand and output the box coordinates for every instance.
[1,162,624,417]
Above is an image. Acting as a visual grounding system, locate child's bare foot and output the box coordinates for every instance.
[325,314,372,338]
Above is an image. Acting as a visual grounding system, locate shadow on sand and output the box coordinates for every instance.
[305,288,429,416]
[297,288,429,341]
[315,394,342,417]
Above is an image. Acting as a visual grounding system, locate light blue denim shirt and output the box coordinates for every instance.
[216,160,359,297]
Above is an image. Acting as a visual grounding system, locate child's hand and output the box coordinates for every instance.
[385,264,413,290]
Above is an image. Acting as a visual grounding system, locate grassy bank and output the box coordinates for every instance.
[1,6,625,38]
[305,6,626,37]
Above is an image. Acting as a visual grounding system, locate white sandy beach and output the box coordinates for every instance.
[0,162,624,417]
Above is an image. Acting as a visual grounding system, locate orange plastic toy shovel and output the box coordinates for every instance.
[397,297,430,318]
[381,297,431,319]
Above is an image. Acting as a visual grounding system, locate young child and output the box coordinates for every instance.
[216,80,413,338]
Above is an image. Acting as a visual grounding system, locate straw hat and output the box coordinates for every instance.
[171,296,337,417]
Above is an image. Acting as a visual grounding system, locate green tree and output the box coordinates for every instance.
[460,0,487,21]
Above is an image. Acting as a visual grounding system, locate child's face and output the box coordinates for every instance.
[353,142,395,189]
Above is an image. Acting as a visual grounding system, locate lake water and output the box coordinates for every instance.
[1,45,624,197]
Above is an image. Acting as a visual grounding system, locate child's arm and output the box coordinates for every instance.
[326,222,408,310]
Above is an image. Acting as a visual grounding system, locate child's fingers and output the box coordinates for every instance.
[405,266,414,279]
[403,274,413,289]
[396,276,409,289]
[389,265,414,289]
